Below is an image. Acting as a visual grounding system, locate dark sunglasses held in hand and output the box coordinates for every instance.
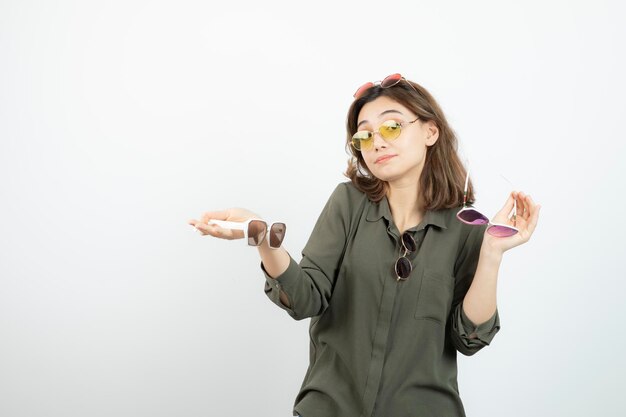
[207,219,286,249]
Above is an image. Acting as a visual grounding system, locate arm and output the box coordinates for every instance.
[461,247,501,326]
[451,191,540,355]
[256,242,291,307]
[189,183,351,317]
[464,191,541,324]
[260,183,352,320]
[449,223,500,356]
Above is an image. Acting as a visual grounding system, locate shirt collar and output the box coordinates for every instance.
[365,195,448,230]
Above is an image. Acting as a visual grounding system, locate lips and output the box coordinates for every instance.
[375,154,396,164]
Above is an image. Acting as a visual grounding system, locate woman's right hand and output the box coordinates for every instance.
[188,208,261,240]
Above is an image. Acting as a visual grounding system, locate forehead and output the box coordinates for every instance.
[357,96,413,124]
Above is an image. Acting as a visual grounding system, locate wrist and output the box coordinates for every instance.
[257,235,271,253]
[480,245,504,264]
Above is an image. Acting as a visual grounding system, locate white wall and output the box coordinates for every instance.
[1,1,624,416]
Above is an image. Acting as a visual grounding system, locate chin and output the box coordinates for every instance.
[371,161,423,183]
[371,171,400,183]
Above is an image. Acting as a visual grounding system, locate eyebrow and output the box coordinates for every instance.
[357,109,405,129]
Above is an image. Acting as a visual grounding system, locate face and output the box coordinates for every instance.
[356,96,438,184]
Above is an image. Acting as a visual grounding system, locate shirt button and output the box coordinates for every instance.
[469,332,478,339]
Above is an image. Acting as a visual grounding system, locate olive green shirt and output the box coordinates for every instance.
[261,182,500,417]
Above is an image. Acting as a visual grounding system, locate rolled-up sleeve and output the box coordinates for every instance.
[449,223,501,356]
[261,183,351,320]
[451,302,500,355]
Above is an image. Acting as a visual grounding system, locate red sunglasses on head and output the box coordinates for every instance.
[353,73,420,100]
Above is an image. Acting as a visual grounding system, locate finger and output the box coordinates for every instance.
[195,222,227,238]
[202,222,220,236]
[496,192,516,219]
[516,191,531,221]
[524,194,534,217]
[489,192,515,225]
[187,221,207,235]
[525,197,541,235]
[515,191,526,218]
[201,222,246,240]
[524,194,533,218]
[188,218,205,231]
[188,221,204,235]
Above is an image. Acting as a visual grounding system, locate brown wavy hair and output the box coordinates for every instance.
[343,78,475,210]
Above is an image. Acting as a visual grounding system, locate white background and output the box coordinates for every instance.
[1,1,624,416]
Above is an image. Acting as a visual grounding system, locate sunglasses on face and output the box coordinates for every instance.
[395,232,417,281]
[207,219,287,249]
[351,117,420,151]
[353,73,420,100]
[455,170,519,237]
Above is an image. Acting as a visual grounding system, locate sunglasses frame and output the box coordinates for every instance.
[207,219,286,249]
[456,169,519,237]
[395,232,417,281]
[351,117,420,151]
[353,73,420,100]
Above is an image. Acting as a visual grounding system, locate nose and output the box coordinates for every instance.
[371,131,388,150]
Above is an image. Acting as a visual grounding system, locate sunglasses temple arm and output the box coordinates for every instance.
[401,77,420,97]
[207,219,247,231]
[462,168,470,206]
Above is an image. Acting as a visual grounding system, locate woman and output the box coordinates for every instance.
[188,74,541,417]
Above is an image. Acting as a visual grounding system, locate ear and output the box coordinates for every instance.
[425,121,439,146]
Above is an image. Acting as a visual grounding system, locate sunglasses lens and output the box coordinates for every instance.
[401,232,417,253]
[457,208,489,225]
[352,131,373,151]
[269,223,286,248]
[379,120,402,140]
[395,257,412,280]
[487,225,518,237]
[381,73,402,88]
[353,82,374,99]
[247,220,267,246]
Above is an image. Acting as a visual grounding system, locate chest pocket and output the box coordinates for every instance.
[414,269,455,324]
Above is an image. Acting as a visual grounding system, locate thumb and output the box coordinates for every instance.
[493,192,516,222]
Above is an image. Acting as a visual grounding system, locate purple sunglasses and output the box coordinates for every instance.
[456,170,519,237]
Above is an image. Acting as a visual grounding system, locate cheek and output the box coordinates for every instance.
[361,153,376,169]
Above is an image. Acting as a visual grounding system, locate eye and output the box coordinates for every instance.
[351,131,374,151]
[352,131,374,141]
[380,120,401,132]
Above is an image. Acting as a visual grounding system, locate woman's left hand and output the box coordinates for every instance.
[483,191,541,254]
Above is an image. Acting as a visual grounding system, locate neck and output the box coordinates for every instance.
[385,178,425,234]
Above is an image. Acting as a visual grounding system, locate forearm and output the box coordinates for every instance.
[257,238,292,307]
[462,246,503,325]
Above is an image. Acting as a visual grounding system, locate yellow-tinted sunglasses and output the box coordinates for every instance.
[351,117,419,151]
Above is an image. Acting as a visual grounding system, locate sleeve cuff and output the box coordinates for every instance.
[459,305,500,343]
[260,256,300,317]
[451,303,501,355]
